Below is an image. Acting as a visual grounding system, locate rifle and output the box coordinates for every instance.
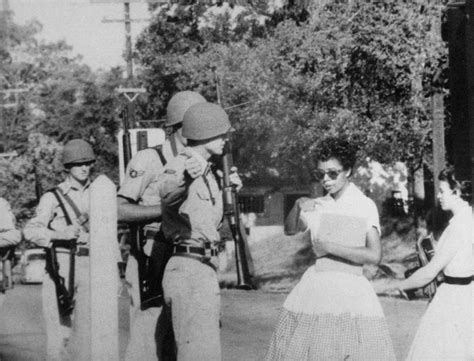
[44,240,76,327]
[222,141,255,289]
[215,71,254,289]
[119,99,162,309]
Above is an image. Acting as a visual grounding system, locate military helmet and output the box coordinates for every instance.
[166,91,207,127]
[182,102,231,141]
[62,139,96,165]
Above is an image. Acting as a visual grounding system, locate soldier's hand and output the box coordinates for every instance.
[229,167,243,192]
[183,148,204,179]
[62,225,80,240]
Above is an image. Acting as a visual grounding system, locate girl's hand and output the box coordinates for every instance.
[296,197,317,212]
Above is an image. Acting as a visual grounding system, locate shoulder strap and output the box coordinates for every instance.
[153,145,167,166]
[55,187,82,221]
[50,189,73,226]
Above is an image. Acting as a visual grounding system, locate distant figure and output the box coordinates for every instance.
[266,136,396,361]
[385,168,473,360]
[24,139,95,361]
[0,198,21,308]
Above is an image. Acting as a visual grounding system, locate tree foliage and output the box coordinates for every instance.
[1,13,124,222]
[135,2,447,186]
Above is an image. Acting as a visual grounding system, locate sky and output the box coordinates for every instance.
[9,0,151,70]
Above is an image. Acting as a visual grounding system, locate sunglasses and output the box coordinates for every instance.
[312,168,344,181]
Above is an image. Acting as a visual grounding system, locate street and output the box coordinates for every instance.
[0,285,427,361]
[0,284,45,361]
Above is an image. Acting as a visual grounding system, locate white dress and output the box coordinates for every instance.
[265,183,396,361]
[406,202,473,361]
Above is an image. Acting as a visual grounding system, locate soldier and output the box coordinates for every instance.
[158,102,242,361]
[24,139,95,361]
[118,91,206,360]
[0,198,21,308]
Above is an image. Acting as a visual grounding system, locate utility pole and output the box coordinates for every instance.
[97,0,164,127]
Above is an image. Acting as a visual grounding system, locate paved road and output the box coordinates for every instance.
[0,286,426,361]
[0,284,45,361]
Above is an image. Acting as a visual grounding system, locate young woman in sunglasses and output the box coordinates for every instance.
[384,168,473,360]
[266,136,396,361]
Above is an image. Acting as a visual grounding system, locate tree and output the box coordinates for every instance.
[135,2,447,188]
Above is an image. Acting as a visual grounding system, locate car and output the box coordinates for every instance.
[19,248,46,284]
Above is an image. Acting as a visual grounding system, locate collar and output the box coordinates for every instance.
[61,176,91,194]
[449,201,472,224]
[322,182,357,203]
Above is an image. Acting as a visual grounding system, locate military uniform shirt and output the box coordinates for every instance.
[24,176,91,246]
[0,198,21,247]
[159,150,223,248]
[118,140,181,206]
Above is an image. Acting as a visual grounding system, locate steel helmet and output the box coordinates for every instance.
[182,102,231,141]
[62,139,96,165]
[166,91,207,127]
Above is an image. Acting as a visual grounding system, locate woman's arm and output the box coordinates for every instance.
[313,226,382,265]
[284,197,315,235]
[395,237,459,291]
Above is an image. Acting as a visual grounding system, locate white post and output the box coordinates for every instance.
[89,175,120,360]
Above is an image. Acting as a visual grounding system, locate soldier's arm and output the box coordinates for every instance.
[117,149,163,223]
[0,198,21,247]
[117,197,162,223]
[23,192,77,247]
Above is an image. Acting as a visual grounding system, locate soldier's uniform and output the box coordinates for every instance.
[24,139,95,361]
[119,140,181,361]
[119,90,206,361]
[0,198,21,308]
[0,198,21,248]
[158,102,235,361]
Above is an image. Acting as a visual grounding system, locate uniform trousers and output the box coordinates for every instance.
[67,256,90,361]
[42,251,71,361]
[162,256,221,361]
[125,255,162,361]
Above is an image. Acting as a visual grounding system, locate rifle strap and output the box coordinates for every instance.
[50,188,73,226]
[170,134,178,158]
[55,187,83,222]
[153,145,167,166]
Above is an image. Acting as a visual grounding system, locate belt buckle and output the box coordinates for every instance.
[76,247,89,257]
[205,246,218,258]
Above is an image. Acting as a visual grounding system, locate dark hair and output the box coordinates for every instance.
[438,167,470,197]
[314,136,358,171]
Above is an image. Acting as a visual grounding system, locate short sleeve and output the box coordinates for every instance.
[365,199,381,234]
[118,149,163,202]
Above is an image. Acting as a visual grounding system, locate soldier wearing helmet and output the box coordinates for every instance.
[24,139,96,361]
[118,91,206,361]
[157,102,242,361]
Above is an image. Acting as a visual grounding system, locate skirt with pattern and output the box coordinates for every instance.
[265,267,396,361]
